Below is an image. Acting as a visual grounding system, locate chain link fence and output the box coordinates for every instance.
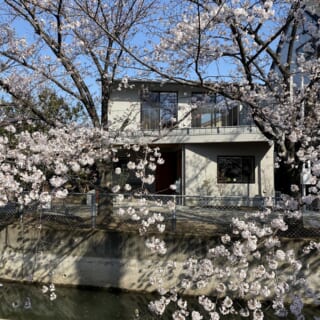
[0,192,319,238]
[0,193,97,229]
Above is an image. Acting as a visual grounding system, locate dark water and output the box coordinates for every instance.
[0,282,153,320]
[0,282,319,320]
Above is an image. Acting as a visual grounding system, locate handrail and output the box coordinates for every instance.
[110,125,261,138]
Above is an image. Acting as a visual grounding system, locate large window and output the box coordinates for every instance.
[217,156,255,183]
[141,91,178,130]
[191,93,252,128]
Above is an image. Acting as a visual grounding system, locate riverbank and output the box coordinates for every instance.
[0,221,319,305]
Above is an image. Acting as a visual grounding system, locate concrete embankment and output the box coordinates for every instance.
[0,223,319,303]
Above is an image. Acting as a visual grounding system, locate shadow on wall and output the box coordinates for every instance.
[185,142,271,198]
[0,220,320,309]
[185,154,212,195]
[0,217,224,296]
[0,219,159,295]
[0,223,128,297]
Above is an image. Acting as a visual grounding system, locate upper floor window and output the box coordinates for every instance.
[191,93,252,128]
[141,91,178,130]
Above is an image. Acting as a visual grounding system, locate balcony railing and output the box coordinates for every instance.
[112,125,261,139]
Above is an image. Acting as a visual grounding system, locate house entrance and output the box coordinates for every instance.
[155,147,182,194]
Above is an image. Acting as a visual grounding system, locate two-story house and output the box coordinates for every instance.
[109,80,275,206]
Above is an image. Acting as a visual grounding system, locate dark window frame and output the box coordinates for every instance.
[191,92,216,128]
[217,155,255,184]
[141,91,178,130]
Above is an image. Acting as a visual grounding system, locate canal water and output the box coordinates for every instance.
[0,282,318,319]
[0,282,154,320]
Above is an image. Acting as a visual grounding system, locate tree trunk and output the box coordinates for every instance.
[274,162,301,196]
[275,161,305,231]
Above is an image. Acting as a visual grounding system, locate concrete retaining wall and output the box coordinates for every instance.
[0,223,319,303]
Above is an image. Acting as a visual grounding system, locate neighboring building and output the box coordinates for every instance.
[274,0,320,84]
[273,0,319,199]
[109,80,275,205]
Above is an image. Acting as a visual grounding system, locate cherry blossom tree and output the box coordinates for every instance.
[148,0,319,208]
[84,1,320,317]
[1,1,319,201]
[90,0,320,208]
[0,0,159,190]
[0,1,320,319]
[0,0,157,128]
[0,121,164,208]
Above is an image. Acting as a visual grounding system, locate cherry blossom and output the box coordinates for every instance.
[0,1,319,319]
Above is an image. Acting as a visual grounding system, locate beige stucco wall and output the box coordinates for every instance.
[109,83,201,131]
[184,142,274,198]
[109,88,141,131]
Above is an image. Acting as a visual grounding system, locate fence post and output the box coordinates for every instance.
[90,191,97,228]
[171,195,176,232]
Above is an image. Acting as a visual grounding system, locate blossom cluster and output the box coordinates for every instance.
[0,123,166,210]
[147,207,319,319]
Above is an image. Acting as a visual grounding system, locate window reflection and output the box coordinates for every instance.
[191,93,252,128]
[141,91,177,130]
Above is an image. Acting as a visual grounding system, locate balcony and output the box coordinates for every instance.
[111,125,269,144]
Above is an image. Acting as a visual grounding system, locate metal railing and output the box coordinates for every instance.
[111,193,269,208]
[112,125,261,138]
